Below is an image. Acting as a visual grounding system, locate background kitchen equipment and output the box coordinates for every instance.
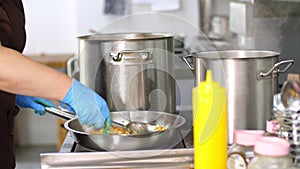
[229,0,300,85]
[197,0,300,86]
[199,0,229,35]
[273,87,300,166]
[45,107,186,151]
[280,80,300,111]
[184,50,294,144]
[70,33,176,113]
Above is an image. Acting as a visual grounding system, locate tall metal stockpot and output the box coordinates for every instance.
[184,50,294,144]
[77,33,176,113]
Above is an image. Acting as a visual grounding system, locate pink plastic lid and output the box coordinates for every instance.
[234,130,265,146]
[254,137,290,156]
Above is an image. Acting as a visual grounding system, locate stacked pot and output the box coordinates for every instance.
[76,33,176,114]
[184,50,294,144]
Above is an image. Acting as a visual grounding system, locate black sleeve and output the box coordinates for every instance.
[0,0,26,52]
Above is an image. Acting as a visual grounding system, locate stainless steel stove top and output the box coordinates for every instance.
[41,146,194,169]
[40,110,194,168]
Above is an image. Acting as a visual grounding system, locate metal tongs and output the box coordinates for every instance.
[35,100,110,133]
[111,120,167,136]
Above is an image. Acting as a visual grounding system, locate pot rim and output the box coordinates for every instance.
[195,50,280,59]
[78,32,174,41]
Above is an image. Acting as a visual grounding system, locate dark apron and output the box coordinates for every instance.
[0,0,26,168]
[0,92,19,169]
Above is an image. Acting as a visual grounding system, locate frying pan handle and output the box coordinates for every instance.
[45,107,76,120]
[45,107,101,133]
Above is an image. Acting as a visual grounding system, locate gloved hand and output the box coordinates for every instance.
[60,79,110,129]
[16,95,56,116]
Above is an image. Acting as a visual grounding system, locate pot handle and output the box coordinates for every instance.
[110,50,152,65]
[183,53,195,70]
[259,60,294,78]
[67,55,79,78]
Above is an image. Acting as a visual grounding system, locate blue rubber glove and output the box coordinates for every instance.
[16,95,56,116]
[60,79,111,129]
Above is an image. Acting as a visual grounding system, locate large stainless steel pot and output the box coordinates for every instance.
[77,33,176,113]
[184,50,294,144]
[45,108,186,151]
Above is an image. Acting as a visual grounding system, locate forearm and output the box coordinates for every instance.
[0,46,72,101]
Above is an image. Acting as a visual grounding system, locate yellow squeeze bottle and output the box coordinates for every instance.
[192,70,227,169]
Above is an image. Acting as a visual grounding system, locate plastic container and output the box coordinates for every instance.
[265,120,280,137]
[248,136,293,169]
[227,130,265,169]
[193,70,227,169]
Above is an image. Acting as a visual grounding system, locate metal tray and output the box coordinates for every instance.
[40,148,194,169]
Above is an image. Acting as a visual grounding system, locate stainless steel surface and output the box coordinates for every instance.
[78,33,176,113]
[199,0,230,34]
[185,50,293,144]
[199,0,212,34]
[40,148,194,169]
[281,80,300,111]
[65,111,186,151]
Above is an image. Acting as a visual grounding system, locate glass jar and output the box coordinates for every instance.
[227,130,265,169]
[248,136,293,169]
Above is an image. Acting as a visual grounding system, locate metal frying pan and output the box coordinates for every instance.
[45,108,186,151]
